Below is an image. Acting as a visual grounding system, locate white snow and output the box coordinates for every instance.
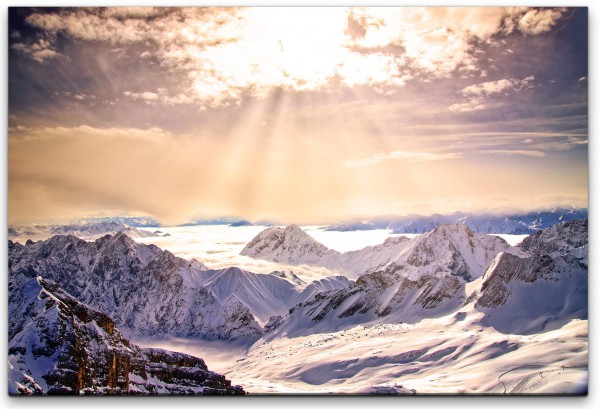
[490,234,529,246]
[147,316,587,394]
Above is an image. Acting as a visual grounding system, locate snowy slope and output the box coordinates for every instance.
[8,233,262,341]
[190,267,353,326]
[8,276,245,395]
[192,267,301,326]
[228,318,587,394]
[222,220,588,394]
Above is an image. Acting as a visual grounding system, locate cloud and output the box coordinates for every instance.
[11,38,61,63]
[19,7,569,108]
[477,149,546,157]
[516,8,567,35]
[123,90,193,106]
[448,99,486,113]
[449,75,536,112]
[345,150,462,168]
[460,76,535,97]
[53,91,97,103]
[124,91,159,102]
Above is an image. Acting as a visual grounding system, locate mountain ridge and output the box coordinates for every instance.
[324,208,587,234]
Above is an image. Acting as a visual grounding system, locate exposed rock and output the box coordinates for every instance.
[476,253,559,308]
[8,277,245,395]
[519,219,588,260]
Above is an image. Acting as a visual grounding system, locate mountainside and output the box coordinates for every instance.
[518,218,588,262]
[8,276,244,395]
[264,271,465,338]
[242,224,509,280]
[192,267,353,326]
[324,208,587,234]
[8,233,262,341]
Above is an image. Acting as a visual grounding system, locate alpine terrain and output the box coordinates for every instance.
[7,218,588,394]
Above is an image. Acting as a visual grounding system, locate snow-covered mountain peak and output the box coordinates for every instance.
[430,223,474,237]
[383,224,509,281]
[241,224,338,264]
[241,223,508,281]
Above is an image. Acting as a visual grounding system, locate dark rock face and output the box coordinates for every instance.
[518,219,588,256]
[8,277,245,396]
[8,233,262,340]
[476,253,558,308]
[478,219,589,310]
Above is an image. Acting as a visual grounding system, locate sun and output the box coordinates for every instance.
[241,7,350,89]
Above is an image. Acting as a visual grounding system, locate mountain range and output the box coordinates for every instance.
[243,220,587,338]
[324,208,587,234]
[8,218,588,394]
[241,223,511,280]
[8,220,166,240]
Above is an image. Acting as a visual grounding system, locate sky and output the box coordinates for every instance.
[7,6,588,226]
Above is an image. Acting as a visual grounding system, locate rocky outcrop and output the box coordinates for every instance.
[476,253,559,308]
[8,277,244,395]
[518,219,588,260]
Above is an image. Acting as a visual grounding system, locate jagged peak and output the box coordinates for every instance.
[104,230,138,248]
[431,223,473,236]
[248,224,323,247]
[41,234,86,250]
[284,224,303,232]
[220,266,248,276]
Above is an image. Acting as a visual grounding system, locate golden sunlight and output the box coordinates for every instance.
[242,7,349,89]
